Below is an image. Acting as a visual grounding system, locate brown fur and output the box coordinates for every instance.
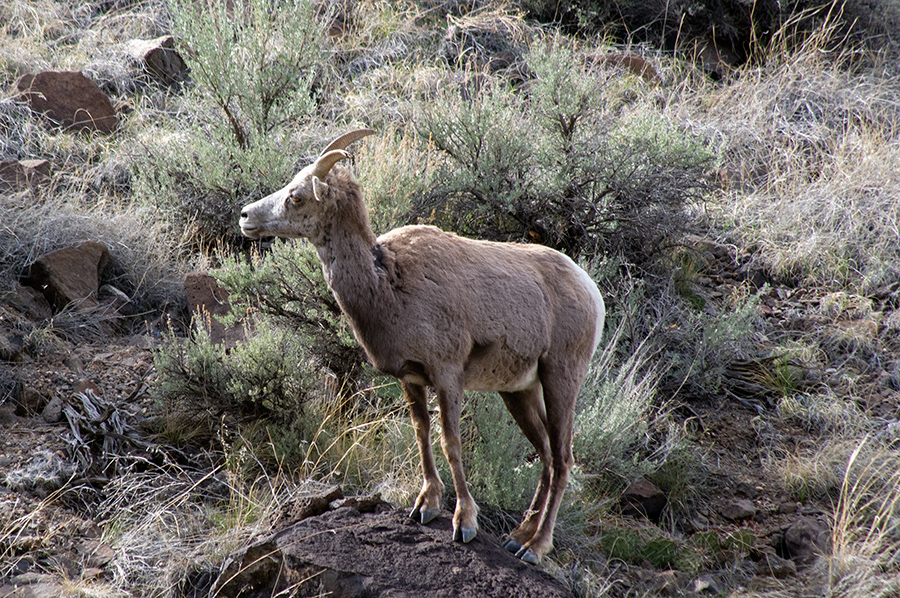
[240,139,605,565]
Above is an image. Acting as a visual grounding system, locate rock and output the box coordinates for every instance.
[0,332,24,362]
[81,568,104,580]
[783,516,830,565]
[620,478,667,521]
[0,159,51,192]
[8,284,53,321]
[214,507,574,598]
[184,271,244,348]
[41,397,65,424]
[651,570,687,596]
[15,387,46,417]
[778,502,799,515]
[692,573,721,595]
[278,485,344,527]
[586,52,662,83]
[99,284,136,317]
[22,241,109,311]
[756,551,797,578]
[0,572,64,598]
[74,380,102,399]
[718,498,757,522]
[15,71,118,134]
[124,35,187,85]
[76,539,116,568]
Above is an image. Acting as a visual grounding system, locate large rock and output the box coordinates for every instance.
[15,71,118,134]
[23,241,109,311]
[184,272,244,347]
[124,35,188,85]
[620,478,667,521]
[214,507,574,598]
[782,516,831,565]
[0,159,51,192]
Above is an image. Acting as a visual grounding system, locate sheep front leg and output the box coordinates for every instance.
[436,380,478,543]
[404,381,443,524]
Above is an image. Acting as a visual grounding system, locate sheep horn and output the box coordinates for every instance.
[311,149,351,180]
[319,128,376,155]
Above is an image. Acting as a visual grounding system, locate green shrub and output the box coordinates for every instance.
[152,318,314,431]
[167,0,324,150]
[599,525,704,573]
[134,0,328,248]
[131,127,305,248]
[413,38,712,264]
[214,239,366,391]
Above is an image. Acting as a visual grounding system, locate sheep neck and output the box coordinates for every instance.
[316,223,388,323]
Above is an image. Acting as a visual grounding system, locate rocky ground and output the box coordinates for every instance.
[1,237,897,597]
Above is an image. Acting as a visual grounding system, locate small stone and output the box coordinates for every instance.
[42,397,65,424]
[778,502,799,514]
[78,540,116,568]
[719,498,757,522]
[125,35,188,85]
[692,574,721,595]
[652,570,687,596]
[81,567,105,580]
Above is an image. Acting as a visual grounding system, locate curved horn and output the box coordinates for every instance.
[319,128,376,155]
[311,149,350,180]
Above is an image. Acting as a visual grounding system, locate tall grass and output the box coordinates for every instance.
[828,437,900,597]
[693,20,900,291]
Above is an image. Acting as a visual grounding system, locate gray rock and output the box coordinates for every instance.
[783,516,831,565]
[125,35,188,85]
[41,397,65,424]
[719,498,757,522]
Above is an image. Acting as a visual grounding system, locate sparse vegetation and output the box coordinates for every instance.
[2,0,900,595]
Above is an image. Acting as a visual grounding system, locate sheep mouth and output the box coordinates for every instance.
[240,225,261,238]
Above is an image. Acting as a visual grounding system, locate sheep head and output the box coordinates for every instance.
[239,129,375,242]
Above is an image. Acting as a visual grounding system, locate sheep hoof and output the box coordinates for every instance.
[410,506,439,524]
[454,525,477,543]
[516,547,540,565]
[503,538,522,553]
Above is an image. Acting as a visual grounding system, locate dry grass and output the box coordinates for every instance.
[688,20,900,290]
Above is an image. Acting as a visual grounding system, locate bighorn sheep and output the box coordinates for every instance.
[239,129,605,565]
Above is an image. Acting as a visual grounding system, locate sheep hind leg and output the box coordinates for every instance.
[404,381,444,525]
[499,385,552,558]
[515,367,579,565]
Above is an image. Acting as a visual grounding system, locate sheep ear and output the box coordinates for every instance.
[312,176,328,203]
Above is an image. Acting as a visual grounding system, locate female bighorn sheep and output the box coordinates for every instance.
[239,129,605,565]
